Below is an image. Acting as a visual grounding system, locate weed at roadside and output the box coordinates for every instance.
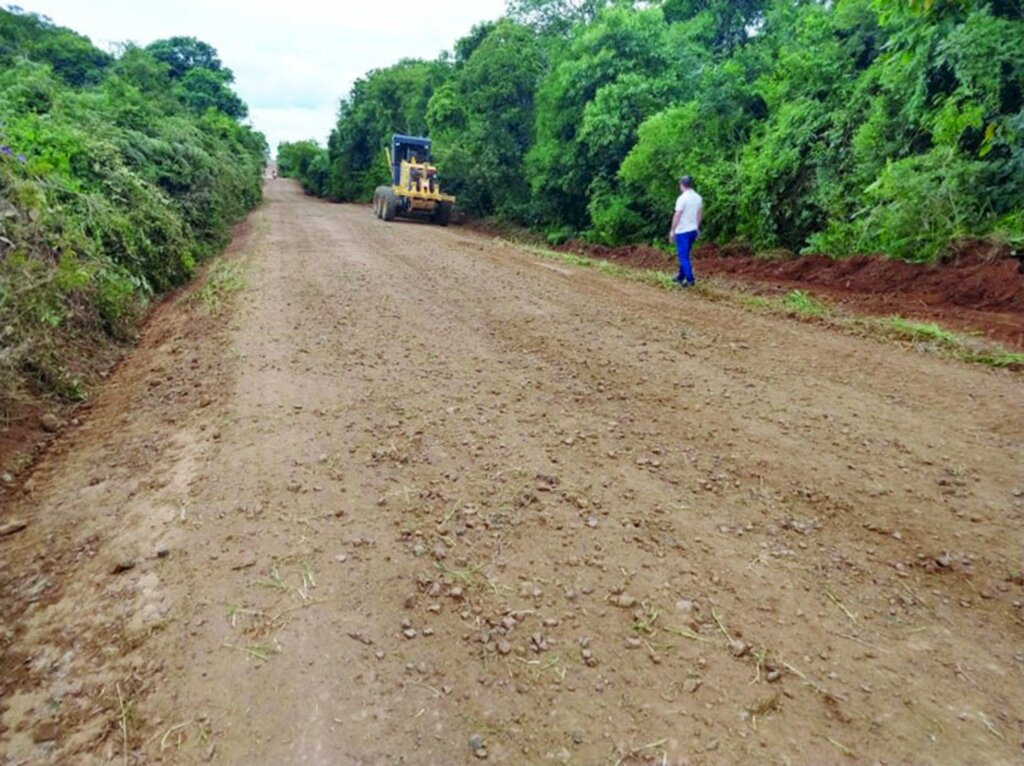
[197,260,246,314]
[881,316,962,346]
[782,289,830,318]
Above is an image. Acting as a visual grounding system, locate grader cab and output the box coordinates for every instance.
[372,134,455,226]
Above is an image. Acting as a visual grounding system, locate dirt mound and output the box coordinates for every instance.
[557,238,1024,347]
[703,247,1024,313]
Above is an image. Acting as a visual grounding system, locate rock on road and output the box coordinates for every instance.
[1,180,1022,765]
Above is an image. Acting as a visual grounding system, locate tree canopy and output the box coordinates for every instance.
[281,0,1024,262]
[0,7,265,409]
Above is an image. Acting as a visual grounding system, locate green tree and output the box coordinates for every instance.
[326,59,448,201]
[176,67,248,119]
[661,0,768,52]
[0,7,110,86]
[505,0,611,35]
[429,20,544,217]
[527,6,679,227]
[145,36,224,79]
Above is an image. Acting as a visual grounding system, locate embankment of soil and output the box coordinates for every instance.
[557,238,1024,349]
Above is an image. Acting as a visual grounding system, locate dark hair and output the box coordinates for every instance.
[679,175,694,188]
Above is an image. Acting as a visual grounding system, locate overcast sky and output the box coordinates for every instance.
[16,0,508,151]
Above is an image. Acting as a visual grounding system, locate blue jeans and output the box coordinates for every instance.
[674,230,698,284]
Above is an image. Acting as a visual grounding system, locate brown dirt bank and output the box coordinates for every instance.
[556,239,1024,349]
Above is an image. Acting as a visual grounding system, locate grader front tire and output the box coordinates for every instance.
[434,201,452,227]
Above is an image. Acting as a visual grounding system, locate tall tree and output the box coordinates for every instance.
[428,20,544,217]
[145,37,225,79]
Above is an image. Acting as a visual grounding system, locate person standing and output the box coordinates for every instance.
[668,175,703,287]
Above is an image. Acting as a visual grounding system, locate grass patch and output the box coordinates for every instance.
[959,349,1024,369]
[782,289,830,318]
[738,294,773,310]
[876,315,1023,368]
[197,259,246,314]
[881,316,962,346]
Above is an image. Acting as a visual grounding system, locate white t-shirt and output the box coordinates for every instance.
[674,189,703,234]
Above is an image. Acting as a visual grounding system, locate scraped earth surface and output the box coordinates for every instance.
[554,240,1024,350]
[2,180,1022,766]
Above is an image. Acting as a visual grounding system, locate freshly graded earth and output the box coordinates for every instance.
[2,180,1022,765]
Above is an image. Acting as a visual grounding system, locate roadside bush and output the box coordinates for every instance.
[807,147,989,261]
[309,0,1019,265]
[0,7,266,414]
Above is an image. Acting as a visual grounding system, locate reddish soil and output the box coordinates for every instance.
[557,239,1024,349]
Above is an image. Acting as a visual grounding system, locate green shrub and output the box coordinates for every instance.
[0,7,266,411]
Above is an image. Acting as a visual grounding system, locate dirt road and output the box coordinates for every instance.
[2,180,1022,765]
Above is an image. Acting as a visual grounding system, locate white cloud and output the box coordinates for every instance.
[16,0,508,150]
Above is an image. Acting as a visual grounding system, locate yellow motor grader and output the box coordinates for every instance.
[372,134,455,226]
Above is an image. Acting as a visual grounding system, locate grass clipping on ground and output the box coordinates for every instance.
[500,239,1024,370]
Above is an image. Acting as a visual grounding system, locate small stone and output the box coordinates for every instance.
[571,732,583,745]
[111,558,136,574]
[611,594,637,608]
[32,721,59,743]
[936,552,952,568]
[0,519,28,537]
[469,734,485,752]
[403,628,418,639]
[449,586,464,600]
[675,599,696,614]
[156,547,170,559]
[729,640,750,658]
[474,748,488,760]
[683,677,703,694]
[40,413,61,433]
[624,637,642,649]
[334,554,348,563]
[497,640,512,655]
[766,669,781,683]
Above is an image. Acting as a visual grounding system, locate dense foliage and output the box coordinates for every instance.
[0,8,266,411]
[282,0,1023,261]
